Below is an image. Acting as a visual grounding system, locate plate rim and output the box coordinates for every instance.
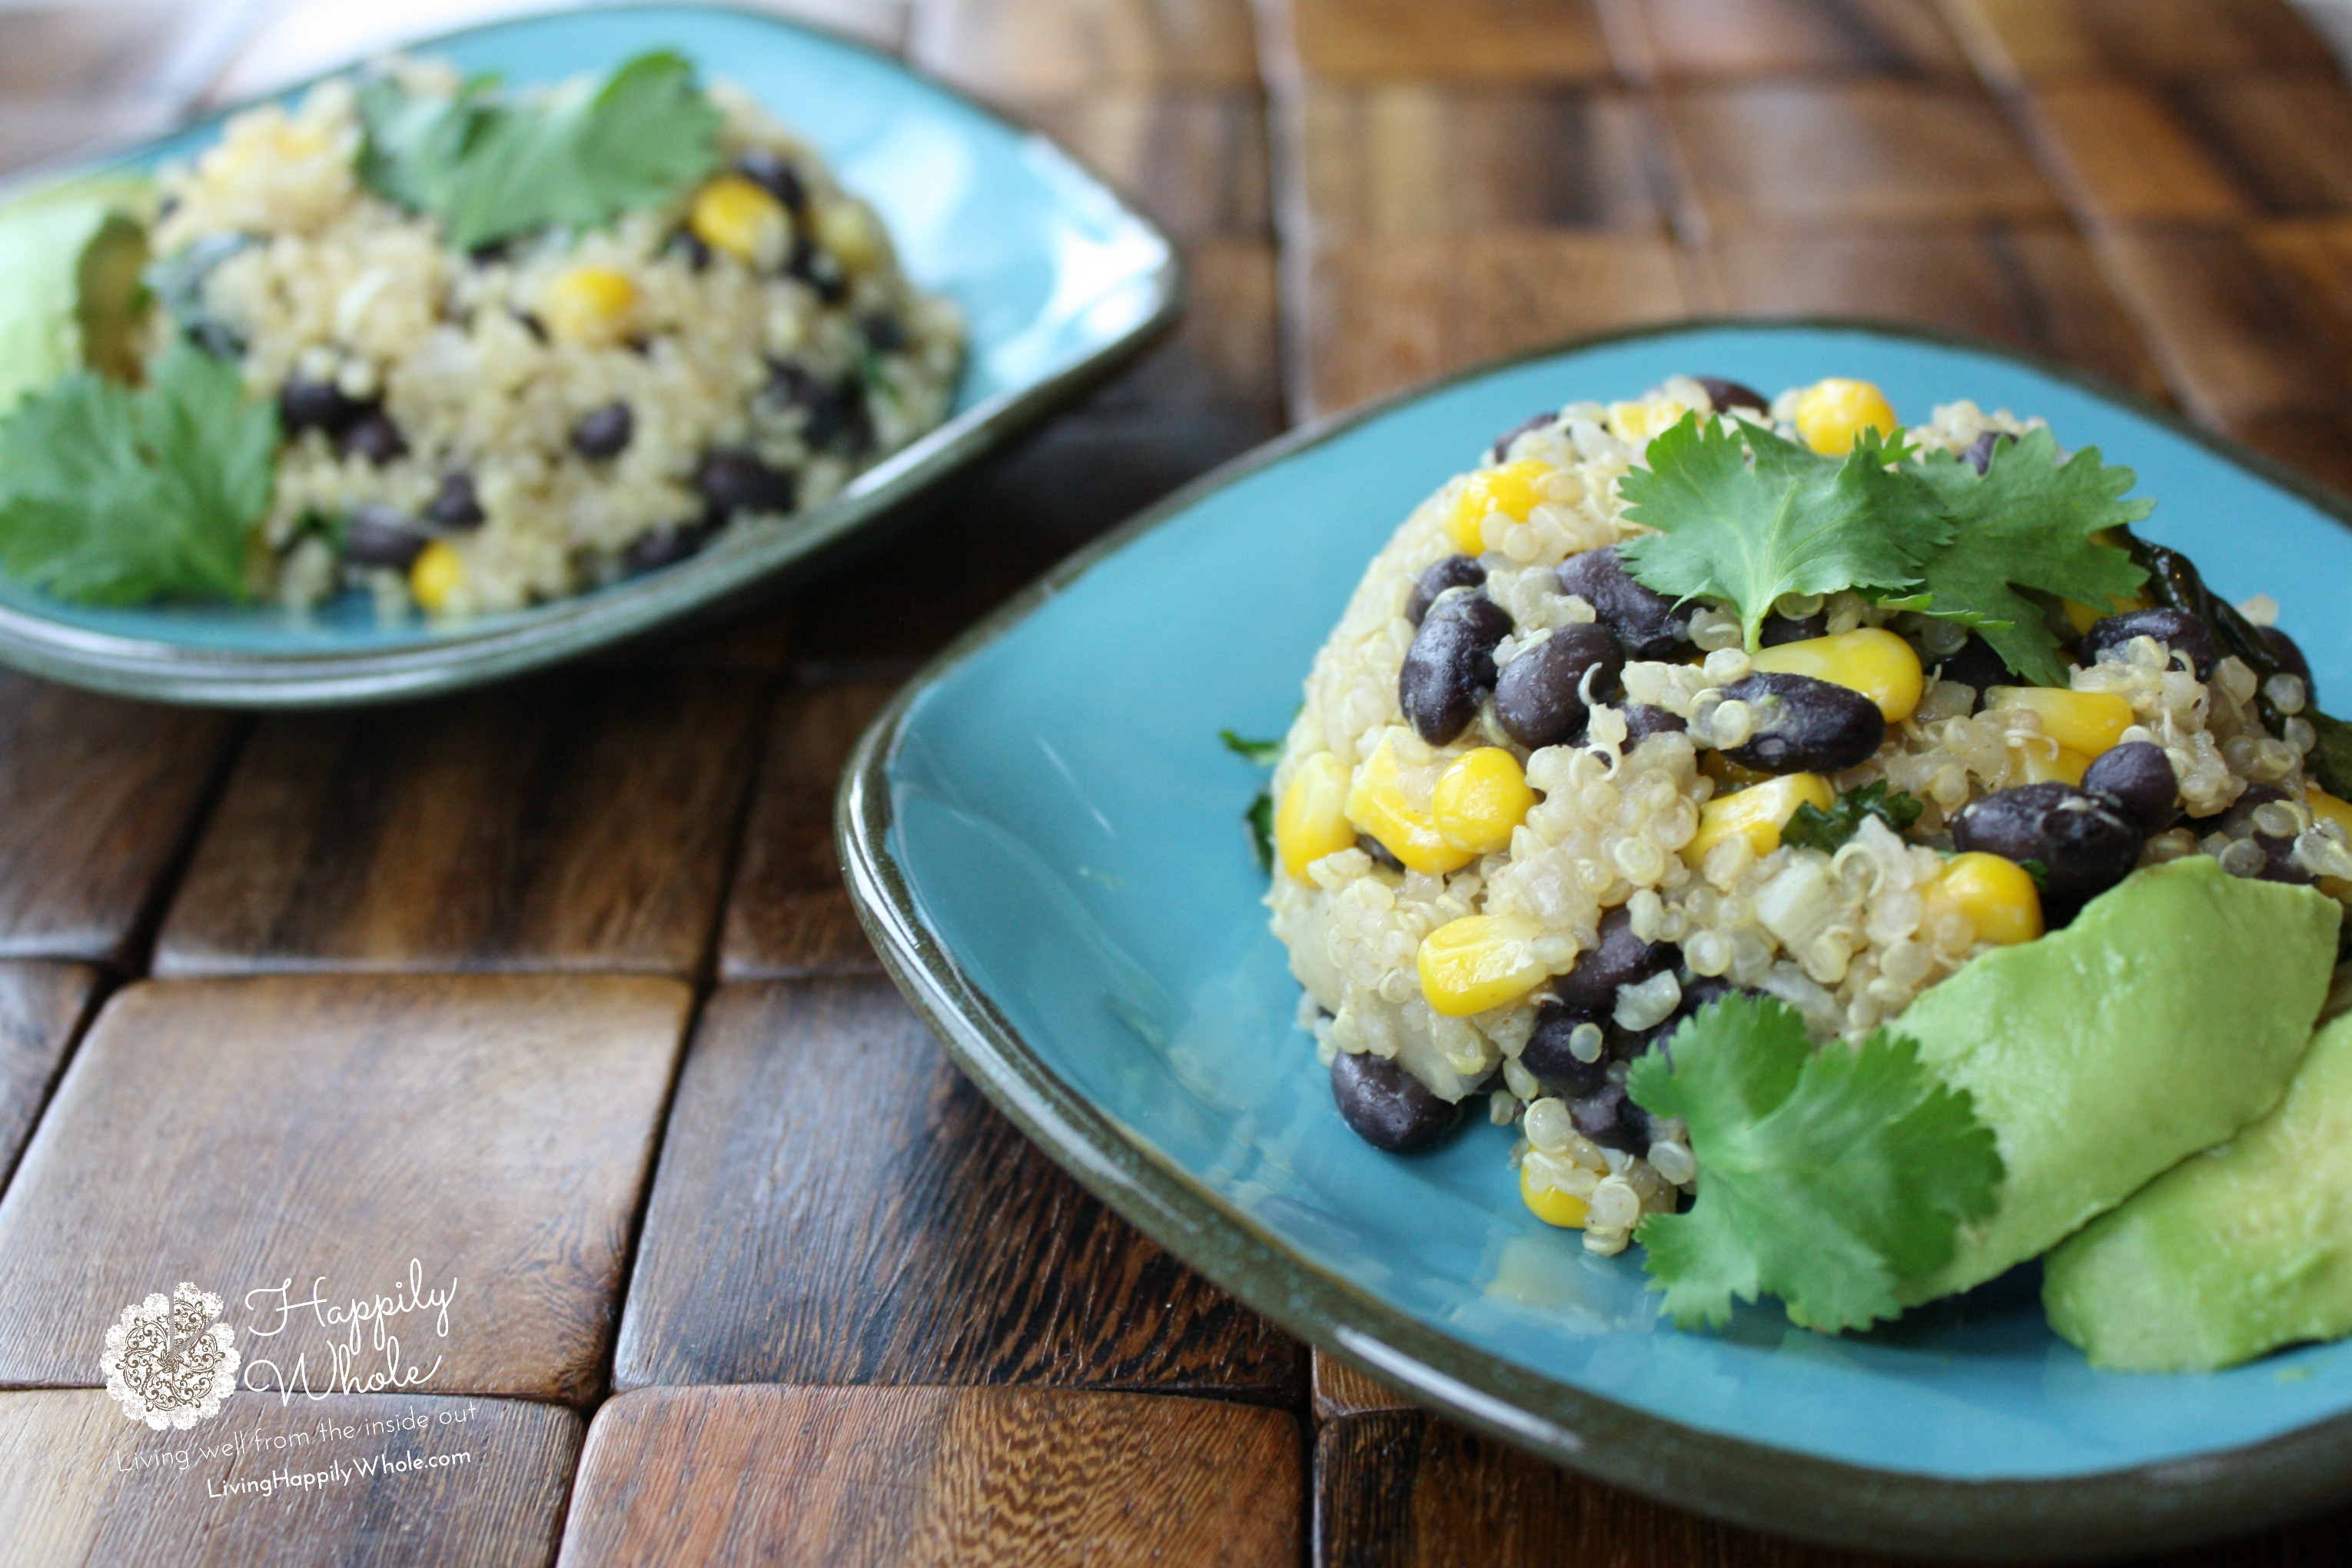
[0,0,1181,708]
[835,314,2352,1561]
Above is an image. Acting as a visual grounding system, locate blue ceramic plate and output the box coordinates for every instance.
[840,321,2352,1560]
[0,3,1176,706]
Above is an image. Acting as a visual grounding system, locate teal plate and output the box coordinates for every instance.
[840,321,2352,1561]
[0,3,1176,706]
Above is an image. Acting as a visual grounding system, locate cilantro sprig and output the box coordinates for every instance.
[1780,782,1924,854]
[1615,414,2148,676]
[1224,729,1284,871]
[358,51,723,251]
[0,343,276,604]
[1627,995,2003,1333]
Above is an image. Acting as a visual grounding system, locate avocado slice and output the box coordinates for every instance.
[0,177,155,412]
[2044,1009,2352,1370]
[1892,856,2340,1306]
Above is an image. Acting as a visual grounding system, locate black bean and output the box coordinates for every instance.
[1569,1082,1653,1154]
[734,150,807,211]
[1930,633,2018,694]
[1620,704,1687,745]
[570,402,635,460]
[2080,606,2221,680]
[1330,1050,1462,1153]
[1610,974,1744,1067]
[673,230,713,271]
[1405,555,1487,626]
[695,451,797,517]
[344,504,427,569]
[1556,545,1689,659]
[768,361,872,454]
[1489,410,1556,463]
[1358,833,1405,873]
[1963,430,2015,474]
[1760,611,1827,646]
[1495,623,1624,748]
[334,410,407,467]
[2211,783,2314,886]
[1695,376,1769,416]
[425,472,485,531]
[2081,741,2180,835]
[1398,591,1512,745]
[2261,625,2315,704]
[1550,905,1673,1016]
[1952,782,2144,905]
[512,309,549,344]
[1520,1001,1609,1097]
[623,522,715,576]
[789,235,849,302]
[278,376,366,436]
[1717,671,1887,774]
[862,313,906,352]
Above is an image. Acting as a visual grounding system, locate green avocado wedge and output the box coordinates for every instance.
[2045,1010,2352,1371]
[0,177,154,413]
[1892,855,2340,1307]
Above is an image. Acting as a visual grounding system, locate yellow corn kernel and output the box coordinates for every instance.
[1793,377,1898,454]
[1683,772,1835,865]
[540,264,639,347]
[1987,686,2137,757]
[2307,786,2352,842]
[1433,748,1537,855]
[2061,593,2154,636]
[690,174,792,267]
[1345,736,1473,876]
[1521,1160,1589,1228]
[1750,627,1924,723]
[1928,851,2044,946]
[2009,742,2091,787]
[1608,397,1690,444]
[1445,459,1550,553]
[409,540,463,613]
[1417,913,1550,1017]
[1275,752,1357,879]
[814,198,884,273]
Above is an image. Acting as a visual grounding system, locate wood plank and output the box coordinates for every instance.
[1282,0,1612,83]
[613,980,1305,1401]
[1017,88,1273,244]
[1937,0,2332,88]
[2231,409,2352,507]
[1704,223,2167,399]
[1300,230,1692,416]
[719,679,896,981]
[2018,82,2248,225]
[2176,75,2352,218]
[559,1384,1301,1567]
[152,672,766,978]
[1313,1350,1410,1420]
[908,0,1262,97]
[1607,0,1968,81]
[0,1390,577,1568]
[0,963,98,1191]
[1662,81,2060,233]
[0,974,690,1404]
[0,674,238,966]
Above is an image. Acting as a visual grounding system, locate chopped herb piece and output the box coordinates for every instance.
[1618,413,1951,651]
[0,342,275,604]
[1221,729,1284,766]
[1628,995,2003,1332]
[1780,781,1925,853]
[358,51,724,251]
[1244,789,1274,872]
[2018,859,2051,891]
[1906,430,2150,687]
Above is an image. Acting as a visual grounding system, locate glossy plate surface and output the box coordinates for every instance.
[0,2,1176,706]
[841,321,2352,1560]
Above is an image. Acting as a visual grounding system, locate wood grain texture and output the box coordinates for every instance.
[1606,0,1968,81]
[1663,81,2059,232]
[0,673,237,965]
[1938,0,2332,88]
[1312,1351,1410,1420]
[2174,75,2352,217]
[1283,0,1611,83]
[909,0,1262,95]
[613,980,1304,1400]
[719,679,896,980]
[0,963,98,1190]
[1314,1409,2352,1566]
[151,672,766,978]
[0,975,690,1404]
[1701,222,2166,397]
[2020,82,2250,225]
[558,1384,1301,1567]
[0,1390,578,1568]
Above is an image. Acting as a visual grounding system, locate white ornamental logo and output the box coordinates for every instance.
[100,1283,239,1430]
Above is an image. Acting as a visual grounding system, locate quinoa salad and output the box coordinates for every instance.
[1251,371,2352,1365]
[0,50,962,619]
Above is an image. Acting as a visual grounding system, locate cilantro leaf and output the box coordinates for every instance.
[1618,414,1952,650]
[359,51,723,251]
[1244,789,1274,872]
[1780,781,1924,854]
[0,343,274,604]
[1906,430,2150,687]
[1627,996,2002,1333]
[1221,729,1284,766]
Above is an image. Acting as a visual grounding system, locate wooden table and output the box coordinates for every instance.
[3,0,2352,1562]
